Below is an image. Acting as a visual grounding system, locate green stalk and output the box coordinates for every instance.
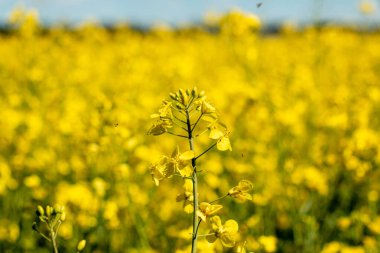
[49,227,58,253]
[186,109,198,253]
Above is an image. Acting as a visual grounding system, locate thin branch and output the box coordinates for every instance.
[194,128,208,138]
[39,232,52,242]
[194,219,202,239]
[173,173,193,180]
[173,114,187,124]
[195,142,217,160]
[191,113,203,133]
[197,233,216,238]
[209,194,229,204]
[171,120,188,132]
[167,132,188,138]
[186,95,195,109]
[54,221,61,240]
[171,105,186,115]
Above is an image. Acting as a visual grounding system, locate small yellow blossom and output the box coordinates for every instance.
[176,179,194,213]
[206,216,239,248]
[150,156,171,186]
[147,119,172,135]
[196,202,223,222]
[217,136,232,151]
[228,180,253,201]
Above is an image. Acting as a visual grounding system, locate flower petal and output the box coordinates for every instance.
[179,150,195,160]
[217,137,232,151]
[220,233,236,247]
[224,219,239,233]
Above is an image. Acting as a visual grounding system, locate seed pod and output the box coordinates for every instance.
[77,240,86,251]
[186,88,190,95]
[36,205,44,217]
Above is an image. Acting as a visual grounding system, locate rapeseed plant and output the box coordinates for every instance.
[32,204,86,253]
[149,88,253,252]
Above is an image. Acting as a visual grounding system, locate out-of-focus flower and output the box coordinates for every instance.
[206,216,239,247]
[228,180,253,201]
[258,236,277,253]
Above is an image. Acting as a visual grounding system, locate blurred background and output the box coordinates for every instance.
[0,1,380,253]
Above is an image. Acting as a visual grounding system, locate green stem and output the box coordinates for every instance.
[191,113,203,132]
[209,194,229,204]
[186,109,198,253]
[49,227,58,253]
[166,131,188,138]
[195,142,217,160]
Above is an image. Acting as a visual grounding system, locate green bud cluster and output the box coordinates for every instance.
[34,204,66,225]
[32,204,67,253]
[169,87,205,108]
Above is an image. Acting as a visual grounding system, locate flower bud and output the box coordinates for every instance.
[77,239,86,251]
[169,92,177,100]
[179,89,188,104]
[53,204,64,214]
[60,211,66,221]
[46,205,52,217]
[36,205,44,217]
[191,87,198,97]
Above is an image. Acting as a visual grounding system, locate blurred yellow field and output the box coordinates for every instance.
[1,9,380,253]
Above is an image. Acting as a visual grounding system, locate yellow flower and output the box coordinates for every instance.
[234,241,247,253]
[151,100,173,120]
[217,136,232,151]
[201,101,216,114]
[196,202,223,222]
[150,156,171,186]
[206,216,239,248]
[167,146,194,177]
[258,236,277,253]
[147,119,172,135]
[228,180,253,201]
[176,179,194,213]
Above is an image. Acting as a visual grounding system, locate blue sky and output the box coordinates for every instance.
[0,0,379,26]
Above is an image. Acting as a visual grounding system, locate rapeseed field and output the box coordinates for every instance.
[0,8,380,253]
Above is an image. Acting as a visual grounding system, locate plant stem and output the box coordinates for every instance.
[186,109,198,253]
[49,227,58,253]
[209,194,229,204]
[195,142,217,160]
